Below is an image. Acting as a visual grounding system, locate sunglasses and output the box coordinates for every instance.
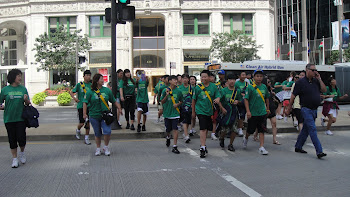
[295,77,299,79]
[309,69,317,72]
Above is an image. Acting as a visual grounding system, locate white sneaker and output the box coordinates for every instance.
[211,133,218,140]
[190,128,197,134]
[19,152,26,164]
[75,129,81,140]
[259,147,269,155]
[95,148,101,156]
[325,130,333,136]
[321,117,325,127]
[11,158,19,168]
[183,135,190,143]
[159,117,164,122]
[104,146,111,156]
[85,138,91,145]
[157,118,160,123]
[243,136,248,149]
[178,125,183,132]
[277,115,283,120]
[293,121,298,127]
[284,116,288,123]
[238,129,244,137]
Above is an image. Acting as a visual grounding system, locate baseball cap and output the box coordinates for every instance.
[253,69,264,76]
[218,70,225,75]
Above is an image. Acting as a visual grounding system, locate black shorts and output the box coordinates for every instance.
[267,109,276,119]
[137,102,149,115]
[78,108,90,129]
[181,112,192,124]
[247,115,267,134]
[293,108,303,123]
[237,105,246,120]
[164,118,179,133]
[197,114,213,131]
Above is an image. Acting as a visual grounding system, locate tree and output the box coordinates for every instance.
[32,25,92,71]
[210,31,262,63]
[328,50,340,65]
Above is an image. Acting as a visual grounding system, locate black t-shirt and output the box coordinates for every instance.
[292,77,321,110]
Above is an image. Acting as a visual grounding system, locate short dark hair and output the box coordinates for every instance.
[83,70,91,76]
[239,71,246,76]
[189,76,196,81]
[163,75,170,79]
[200,70,211,76]
[300,70,306,75]
[306,63,315,70]
[177,74,182,77]
[227,74,236,80]
[7,69,22,84]
[117,69,123,74]
[181,74,189,79]
[168,75,177,81]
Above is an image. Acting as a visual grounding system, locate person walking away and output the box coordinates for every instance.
[265,78,281,145]
[218,74,242,151]
[282,76,295,123]
[70,70,92,144]
[192,70,221,158]
[291,71,305,132]
[157,75,170,122]
[273,76,284,120]
[321,78,348,135]
[0,69,31,168]
[83,74,121,156]
[243,69,270,155]
[286,64,327,159]
[119,69,137,130]
[160,75,183,154]
[189,75,197,136]
[178,74,192,143]
[153,76,165,122]
[136,70,150,132]
[234,71,249,137]
[115,69,124,128]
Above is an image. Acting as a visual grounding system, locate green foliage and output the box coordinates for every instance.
[32,25,92,71]
[57,92,72,105]
[328,50,340,65]
[344,48,350,62]
[210,31,262,63]
[32,92,47,105]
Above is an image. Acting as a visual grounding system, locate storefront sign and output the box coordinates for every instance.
[183,51,210,62]
[98,68,108,82]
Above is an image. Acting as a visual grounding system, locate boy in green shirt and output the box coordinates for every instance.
[243,69,270,155]
[218,74,242,151]
[192,70,221,158]
[136,70,149,132]
[157,75,169,122]
[234,71,249,137]
[178,74,192,143]
[70,70,92,145]
[160,75,183,154]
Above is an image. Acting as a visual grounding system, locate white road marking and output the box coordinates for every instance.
[305,143,350,157]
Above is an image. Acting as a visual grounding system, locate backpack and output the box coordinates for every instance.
[216,104,238,130]
[22,105,39,128]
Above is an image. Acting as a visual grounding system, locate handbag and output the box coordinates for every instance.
[94,89,114,125]
[22,105,39,128]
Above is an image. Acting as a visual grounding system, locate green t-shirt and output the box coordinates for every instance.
[154,81,164,94]
[116,79,123,98]
[324,86,341,109]
[160,87,183,118]
[273,82,282,93]
[286,81,294,88]
[192,82,221,116]
[178,84,191,98]
[234,80,248,93]
[244,84,270,116]
[136,80,149,103]
[72,82,91,109]
[281,80,288,86]
[119,79,136,96]
[83,87,116,119]
[0,85,29,123]
[220,87,242,107]
[158,84,169,101]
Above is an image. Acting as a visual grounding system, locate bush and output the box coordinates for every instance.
[57,92,72,105]
[32,92,47,105]
[44,86,72,96]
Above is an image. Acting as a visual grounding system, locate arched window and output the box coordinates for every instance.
[0,28,17,66]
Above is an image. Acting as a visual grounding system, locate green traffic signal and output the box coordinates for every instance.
[119,0,129,3]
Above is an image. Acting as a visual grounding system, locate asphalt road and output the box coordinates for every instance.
[0,130,349,197]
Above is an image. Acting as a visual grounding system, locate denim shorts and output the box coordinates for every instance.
[90,117,112,137]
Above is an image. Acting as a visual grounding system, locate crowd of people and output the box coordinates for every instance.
[2,63,348,168]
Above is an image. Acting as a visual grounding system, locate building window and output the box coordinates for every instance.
[133,18,165,68]
[49,17,77,34]
[89,51,112,64]
[0,28,17,66]
[89,16,111,37]
[183,14,210,35]
[223,14,253,35]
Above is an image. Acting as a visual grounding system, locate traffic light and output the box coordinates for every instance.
[105,0,135,24]
[118,0,130,3]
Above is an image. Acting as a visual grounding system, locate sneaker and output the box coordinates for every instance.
[137,124,141,133]
[277,115,283,120]
[189,129,195,136]
[11,158,19,168]
[219,138,225,148]
[199,148,206,158]
[177,125,182,132]
[183,135,191,143]
[19,152,26,164]
[130,124,135,130]
[284,116,288,123]
[166,137,171,147]
[172,146,180,154]
[325,130,333,136]
[85,138,91,145]
[293,121,298,127]
[238,129,244,137]
[259,147,269,155]
[95,148,101,156]
[243,136,248,149]
[211,133,218,140]
[75,129,81,140]
[228,144,235,152]
[104,147,110,156]
[142,125,146,131]
[157,118,160,123]
[321,117,325,127]
[159,117,164,122]
[126,123,130,129]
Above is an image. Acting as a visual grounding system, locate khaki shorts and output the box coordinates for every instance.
[158,103,163,110]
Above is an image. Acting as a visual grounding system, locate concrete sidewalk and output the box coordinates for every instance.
[0,110,349,142]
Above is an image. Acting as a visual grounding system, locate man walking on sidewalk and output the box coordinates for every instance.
[287,64,327,159]
[70,70,92,145]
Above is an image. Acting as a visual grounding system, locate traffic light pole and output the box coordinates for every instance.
[111,0,119,130]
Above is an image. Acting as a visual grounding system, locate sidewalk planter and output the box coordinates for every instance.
[45,96,59,107]
[32,92,47,106]
[57,92,73,106]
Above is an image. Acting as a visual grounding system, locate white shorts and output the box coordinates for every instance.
[328,109,337,118]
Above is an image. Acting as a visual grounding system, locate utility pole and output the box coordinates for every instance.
[75,38,79,86]
[301,0,308,62]
[111,0,118,129]
[338,1,344,63]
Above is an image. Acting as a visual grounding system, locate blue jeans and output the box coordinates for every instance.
[90,117,112,137]
[295,107,323,154]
